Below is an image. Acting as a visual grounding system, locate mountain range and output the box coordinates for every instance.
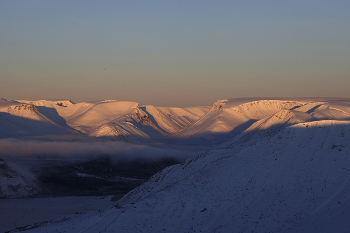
[1,97,349,144]
[2,97,350,232]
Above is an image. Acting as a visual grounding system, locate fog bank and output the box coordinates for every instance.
[0,139,197,162]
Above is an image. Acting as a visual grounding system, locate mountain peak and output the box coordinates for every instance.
[210,99,228,110]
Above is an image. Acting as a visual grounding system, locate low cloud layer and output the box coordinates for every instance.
[0,139,198,162]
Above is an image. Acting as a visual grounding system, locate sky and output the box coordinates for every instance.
[1,0,350,107]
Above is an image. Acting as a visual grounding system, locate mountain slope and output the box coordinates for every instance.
[112,121,350,233]
[141,105,210,134]
[177,100,304,136]
[17,99,75,127]
[0,156,40,198]
[0,103,74,139]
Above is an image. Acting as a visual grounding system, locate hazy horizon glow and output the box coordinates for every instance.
[1,1,350,107]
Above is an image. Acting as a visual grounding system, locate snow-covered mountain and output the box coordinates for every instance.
[1,97,349,144]
[7,97,350,232]
[0,99,210,142]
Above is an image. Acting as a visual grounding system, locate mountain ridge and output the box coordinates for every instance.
[1,97,350,144]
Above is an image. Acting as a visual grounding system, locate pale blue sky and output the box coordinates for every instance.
[1,0,349,107]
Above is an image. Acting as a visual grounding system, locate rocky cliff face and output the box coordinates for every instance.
[131,105,154,125]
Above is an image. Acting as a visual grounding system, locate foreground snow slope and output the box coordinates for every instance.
[112,121,350,233]
[20,119,350,233]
